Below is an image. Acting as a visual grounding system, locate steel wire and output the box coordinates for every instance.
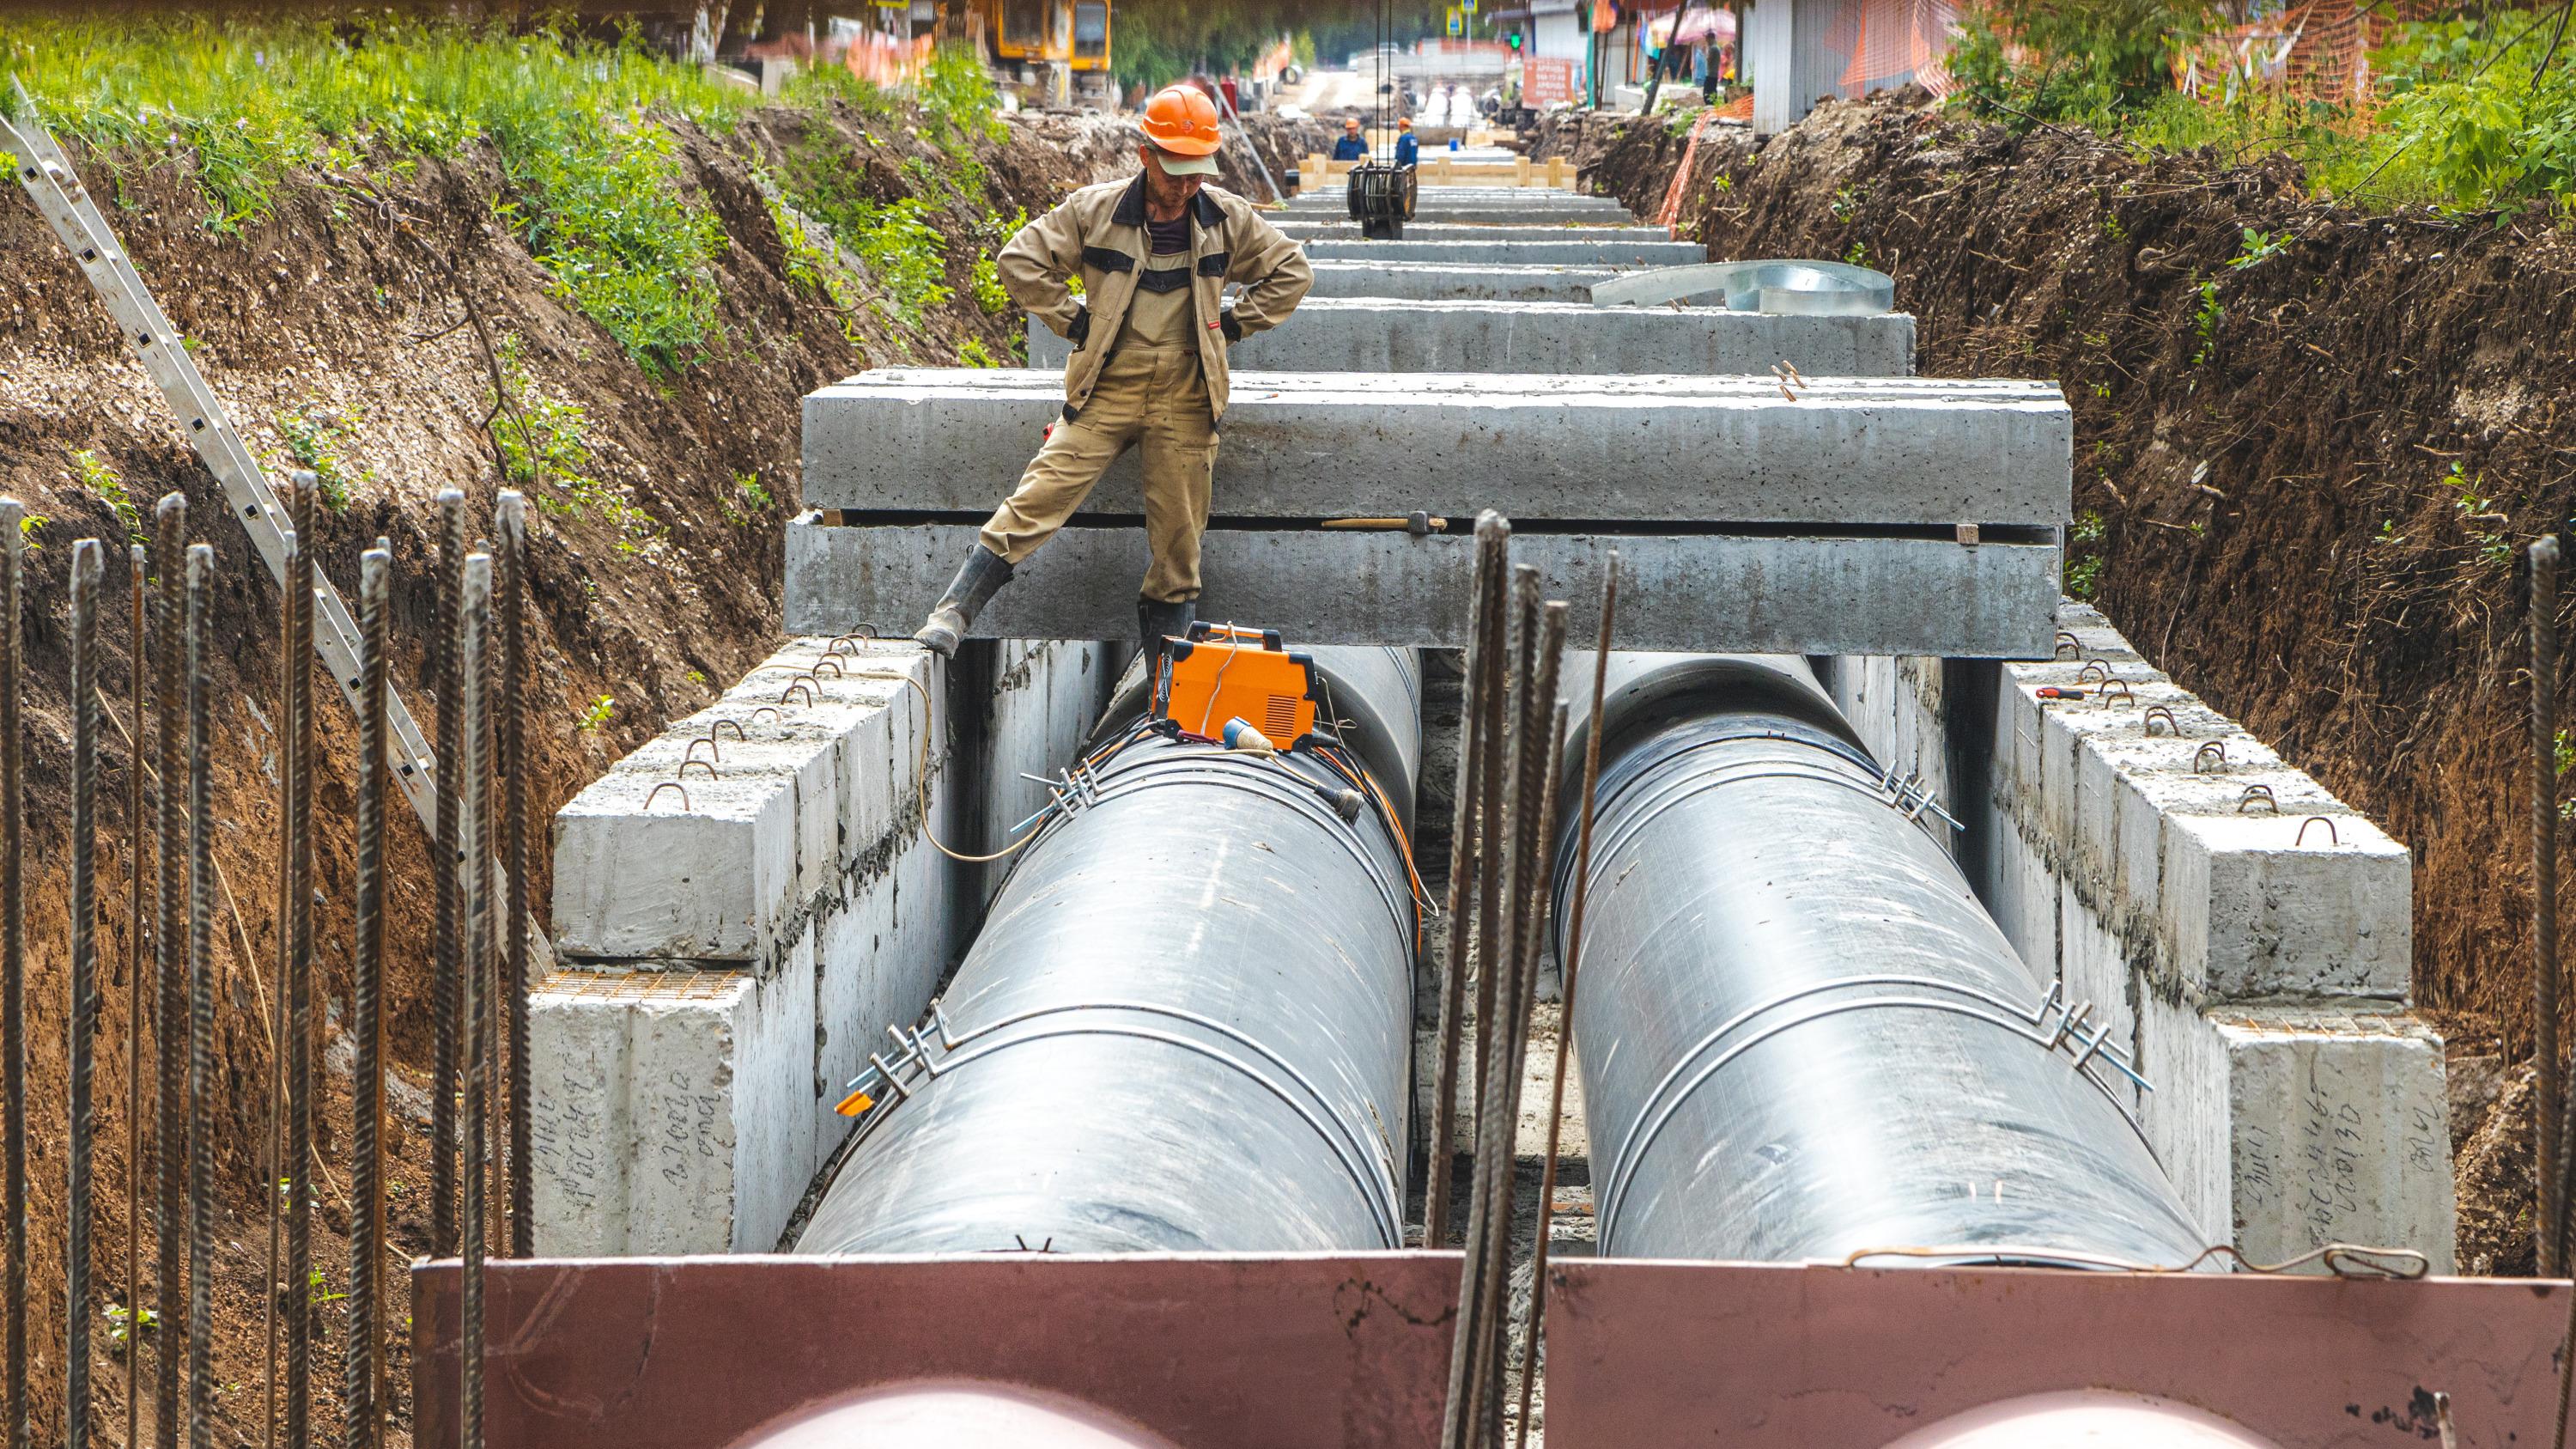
[431,491,465,1263]
[284,480,316,1449]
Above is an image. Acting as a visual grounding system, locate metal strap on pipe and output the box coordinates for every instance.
[1594,976,2159,1252]
[849,1003,1404,1248]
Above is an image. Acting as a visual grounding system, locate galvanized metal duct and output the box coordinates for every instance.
[1557,654,2208,1269]
[796,646,1422,1256]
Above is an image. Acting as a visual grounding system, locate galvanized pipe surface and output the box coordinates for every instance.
[797,647,1422,1256]
[1558,654,2208,1269]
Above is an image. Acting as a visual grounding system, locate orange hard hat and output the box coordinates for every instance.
[1141,84,1222,156]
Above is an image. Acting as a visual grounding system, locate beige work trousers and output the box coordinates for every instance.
[978,344,1216,605]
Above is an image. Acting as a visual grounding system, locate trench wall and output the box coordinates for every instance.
[1824,604,2454,1269]
[530,636,1112,1255]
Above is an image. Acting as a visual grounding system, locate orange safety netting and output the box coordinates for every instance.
[843,31,939,88]
[1838,0,1967,97]
[2176,0,2445,107]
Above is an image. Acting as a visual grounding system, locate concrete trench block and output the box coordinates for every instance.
[1024,300,1919,378]
[551,767,801,964]
[2160,810,2412,1002]
[529,958,817,1257]
[803,368,2074,527]
[1300,238,1708,267]
[2193,1005,2453,1270]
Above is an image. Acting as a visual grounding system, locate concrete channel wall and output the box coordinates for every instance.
[532,636,1112,1254]
[1822,604,2454,1269]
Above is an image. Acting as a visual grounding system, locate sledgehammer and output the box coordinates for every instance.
[1320,511,1447,535]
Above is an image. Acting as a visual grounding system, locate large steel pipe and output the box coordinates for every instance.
[798,647,1422,1256]
[1558,654,2207,1268]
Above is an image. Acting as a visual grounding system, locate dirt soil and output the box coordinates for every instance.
[0,94,1292,1445]
[1544,93,2576,1270]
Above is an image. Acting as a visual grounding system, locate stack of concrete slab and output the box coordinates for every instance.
[1270,222,1675,243]
[791,368,2067,655]
[1821,606,2454,1270]
[532,636,1111,1254]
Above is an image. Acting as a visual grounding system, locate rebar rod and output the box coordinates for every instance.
[261,515,293,1449]
[182,545,212,1449]
[433,491,465,1262]
[1467,521,1514,1120]
[457,553,493,1449]
[124,541,147,1449]
[152,496,186,1449]
[2540,534,2564,1278]
[498,497,532,1260]
[70,539,104,1449]
[1,497,25,1449]
[284,480,316,1449]
[1426,514,1510,1247]
[1461,572,1546,1446]
[1476,598,1565,1449]
[346,545,390,1449]
[1510,558,1617,1449]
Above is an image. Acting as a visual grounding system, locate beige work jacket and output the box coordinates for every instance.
[996,173,1312,428]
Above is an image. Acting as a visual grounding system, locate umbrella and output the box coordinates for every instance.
[1648,6,1735,46]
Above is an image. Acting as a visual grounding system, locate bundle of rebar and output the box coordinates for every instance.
[1436,516,1576,1449]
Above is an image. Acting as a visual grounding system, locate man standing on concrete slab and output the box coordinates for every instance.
[1333,115,1370,161]
[1394,116,1419,167]
[912,83,1314,660]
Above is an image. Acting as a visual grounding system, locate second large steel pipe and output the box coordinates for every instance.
[1558,654,2207,1269]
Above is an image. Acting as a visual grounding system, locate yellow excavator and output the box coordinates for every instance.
[965,0,1115,106]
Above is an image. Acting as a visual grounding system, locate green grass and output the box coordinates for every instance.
[2,18,754,370]
[275,401,375,511]
[489,333,663,553]
[1951,4,2576,211]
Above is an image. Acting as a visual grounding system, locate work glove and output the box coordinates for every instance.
[1066,306,1091,348]
[1220,314,1244,344]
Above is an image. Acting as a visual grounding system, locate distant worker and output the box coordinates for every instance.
[1394,115,1419,167]
[1333,116,1369,161]
[912,83,1315,660]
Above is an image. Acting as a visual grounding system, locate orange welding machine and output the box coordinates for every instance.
[1153,623,1321,746]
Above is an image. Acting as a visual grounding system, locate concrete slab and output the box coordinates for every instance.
[1295,199,1643,224]
[802,368,2072,527]
[785,517,2062,657]
[1273,222,1677,242]
[1302,238,1704,266]
[1303,259,1622,301]
[1024,299,1917,376]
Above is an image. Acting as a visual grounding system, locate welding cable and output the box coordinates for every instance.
[1310,741,1434,922]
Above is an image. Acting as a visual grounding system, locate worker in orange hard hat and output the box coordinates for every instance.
[914,82,1315,664]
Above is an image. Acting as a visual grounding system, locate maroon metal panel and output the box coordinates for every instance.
[1544,1258,2567,1448]
[414,1251,1459,1449]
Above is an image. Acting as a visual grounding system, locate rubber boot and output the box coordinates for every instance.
[914,546,1014,657]
[1137,597,1196,675]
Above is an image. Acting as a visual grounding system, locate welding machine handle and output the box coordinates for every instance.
[1188,622,1285,652]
